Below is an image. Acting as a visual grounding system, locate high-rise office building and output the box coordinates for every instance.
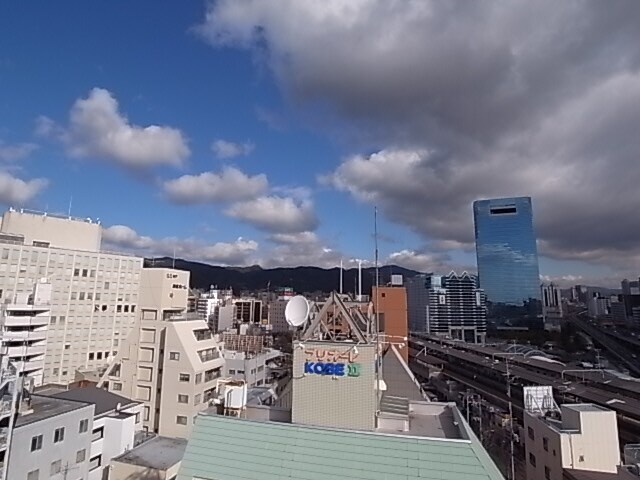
[406,272,486,343]
[473,197,541,324]
[541,283,563,331]
[0,209,143,385]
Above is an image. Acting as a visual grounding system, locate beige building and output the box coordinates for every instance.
[523,386,620,480]
[0,209,142,385]
[101,269,225,439]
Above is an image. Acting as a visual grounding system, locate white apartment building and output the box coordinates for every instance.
[223,349,281,388]
[196,287,233,332]
[101,268,225,439]
[0,209,142,385]
[1,279,51,387]
[523,386,620,480]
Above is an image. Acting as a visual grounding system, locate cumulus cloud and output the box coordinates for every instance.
[226,195,318,233]
[262,231,343,268]
[103,224,258,265]
[386,249,459,274]
[50,88,189,168]
[199,1,640,274]
[0,141,38,162]
[162,166,268,204]
[0,172,48,205]
[212,139,254,159]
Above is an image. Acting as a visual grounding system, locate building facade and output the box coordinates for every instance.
[101,269,225,439]
[473,197,541,324]
[372,285,409,360]
[0,280,51,387]
[406,272,487,343]
[541,283,563,332]
[0,209,142,385]
[524,393,620,480]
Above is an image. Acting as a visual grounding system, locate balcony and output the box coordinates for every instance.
[5,345,46,357]
[2,314,49,327]
[0,399,12,418]
[0,428,8,451]
[12,358,44,373]
[1,330,47,342]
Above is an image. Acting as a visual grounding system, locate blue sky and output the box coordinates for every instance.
[1,1,639,286]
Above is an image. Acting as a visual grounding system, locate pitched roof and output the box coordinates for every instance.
[51,387,138,416]
[178,414,504,480]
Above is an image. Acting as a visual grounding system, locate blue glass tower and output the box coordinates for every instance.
[473,197,541,323]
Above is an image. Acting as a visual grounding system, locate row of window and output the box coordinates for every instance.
[30,419,89,452]
[1,247,139,267]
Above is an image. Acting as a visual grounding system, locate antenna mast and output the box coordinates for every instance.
[374,206,381,411]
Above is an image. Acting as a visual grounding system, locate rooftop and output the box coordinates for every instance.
[564,468,638,480]
[178,414,504,480]
[113,436,187,470]
[382,345,425,402]
[564,403,610,413]
[15,394,92,428]
[49,386,139,416]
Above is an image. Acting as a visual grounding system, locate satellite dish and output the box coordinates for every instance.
[285,295,310,327]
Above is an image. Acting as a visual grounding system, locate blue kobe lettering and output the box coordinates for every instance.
[303,362,346,376]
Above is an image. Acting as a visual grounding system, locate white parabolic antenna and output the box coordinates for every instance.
[285,295,310,327]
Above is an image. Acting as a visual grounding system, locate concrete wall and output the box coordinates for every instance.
[1,210,102,252]
[292,341,376,431]
[373,286,408,361]
[8,403,94,480]
[110,461,180,480]
[139,268,189,314]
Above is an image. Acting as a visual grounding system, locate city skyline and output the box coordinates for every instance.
[2,2,640,287]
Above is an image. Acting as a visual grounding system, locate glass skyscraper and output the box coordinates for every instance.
[473,197,541,323]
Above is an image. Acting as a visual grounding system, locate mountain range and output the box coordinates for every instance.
[145,257,421,294]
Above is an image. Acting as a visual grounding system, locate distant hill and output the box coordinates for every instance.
[144,257,421,294]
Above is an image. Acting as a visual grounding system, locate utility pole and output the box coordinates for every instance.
[506,359,516,480]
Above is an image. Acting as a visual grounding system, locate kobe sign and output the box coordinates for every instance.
[303,348,361,377]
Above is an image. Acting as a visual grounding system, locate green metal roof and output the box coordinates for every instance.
[178,414,504,480]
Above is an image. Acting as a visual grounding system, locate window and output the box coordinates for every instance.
[65,344,71,350]
[179,373,190,382]
[79,292,85,300]
[544,466,551,480]
[104,281,110,289]
[529,453,536,467]
[27,470,39,480]
[543,437,549,452]
[178,394,189,404]
[229,369,236,375]
[50,460,62,475]
[169,352,180,361]
[176,415,188,425]
[30,434,43,451]
[89,455,102,471]
[92,426,104,441]
[82,269,88,277]
[74,268,80,277]
[53,427,65,443]
[195,373,202,384]
[194,394,201,405]
[50,316,57,325]
[112,382,122,391]
[76,449,86,463]
[579,455,585,463]
[89,352,94,360]
[97,352,102,360]
[117,305,122,313]
[79,418,89,433]
[527,426,535,441]
[135,412,141,424]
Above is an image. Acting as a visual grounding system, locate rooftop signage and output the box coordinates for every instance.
[303,348,361,377]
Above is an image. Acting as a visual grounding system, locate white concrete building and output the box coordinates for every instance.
[523,386,620,480]
[196,287,233,332]
[110,436,186,480]
[223,349,281,388]
[101,269,225,439]
[44,387,144,480]
[7,394,95,480]
[0,209,143,385]
[1,279,51,387]
[267,299,289,333]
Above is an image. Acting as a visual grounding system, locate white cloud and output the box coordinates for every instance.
[0,141,38,162]
[162,166,268,204]
[0,172,48,205]
[226,195,318,233]
[263,231,344,268]
[198,0,640,274]
[102,224,258,265]
[56,88,189,168]
[211,139,254,159]
[386,249,462,274]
